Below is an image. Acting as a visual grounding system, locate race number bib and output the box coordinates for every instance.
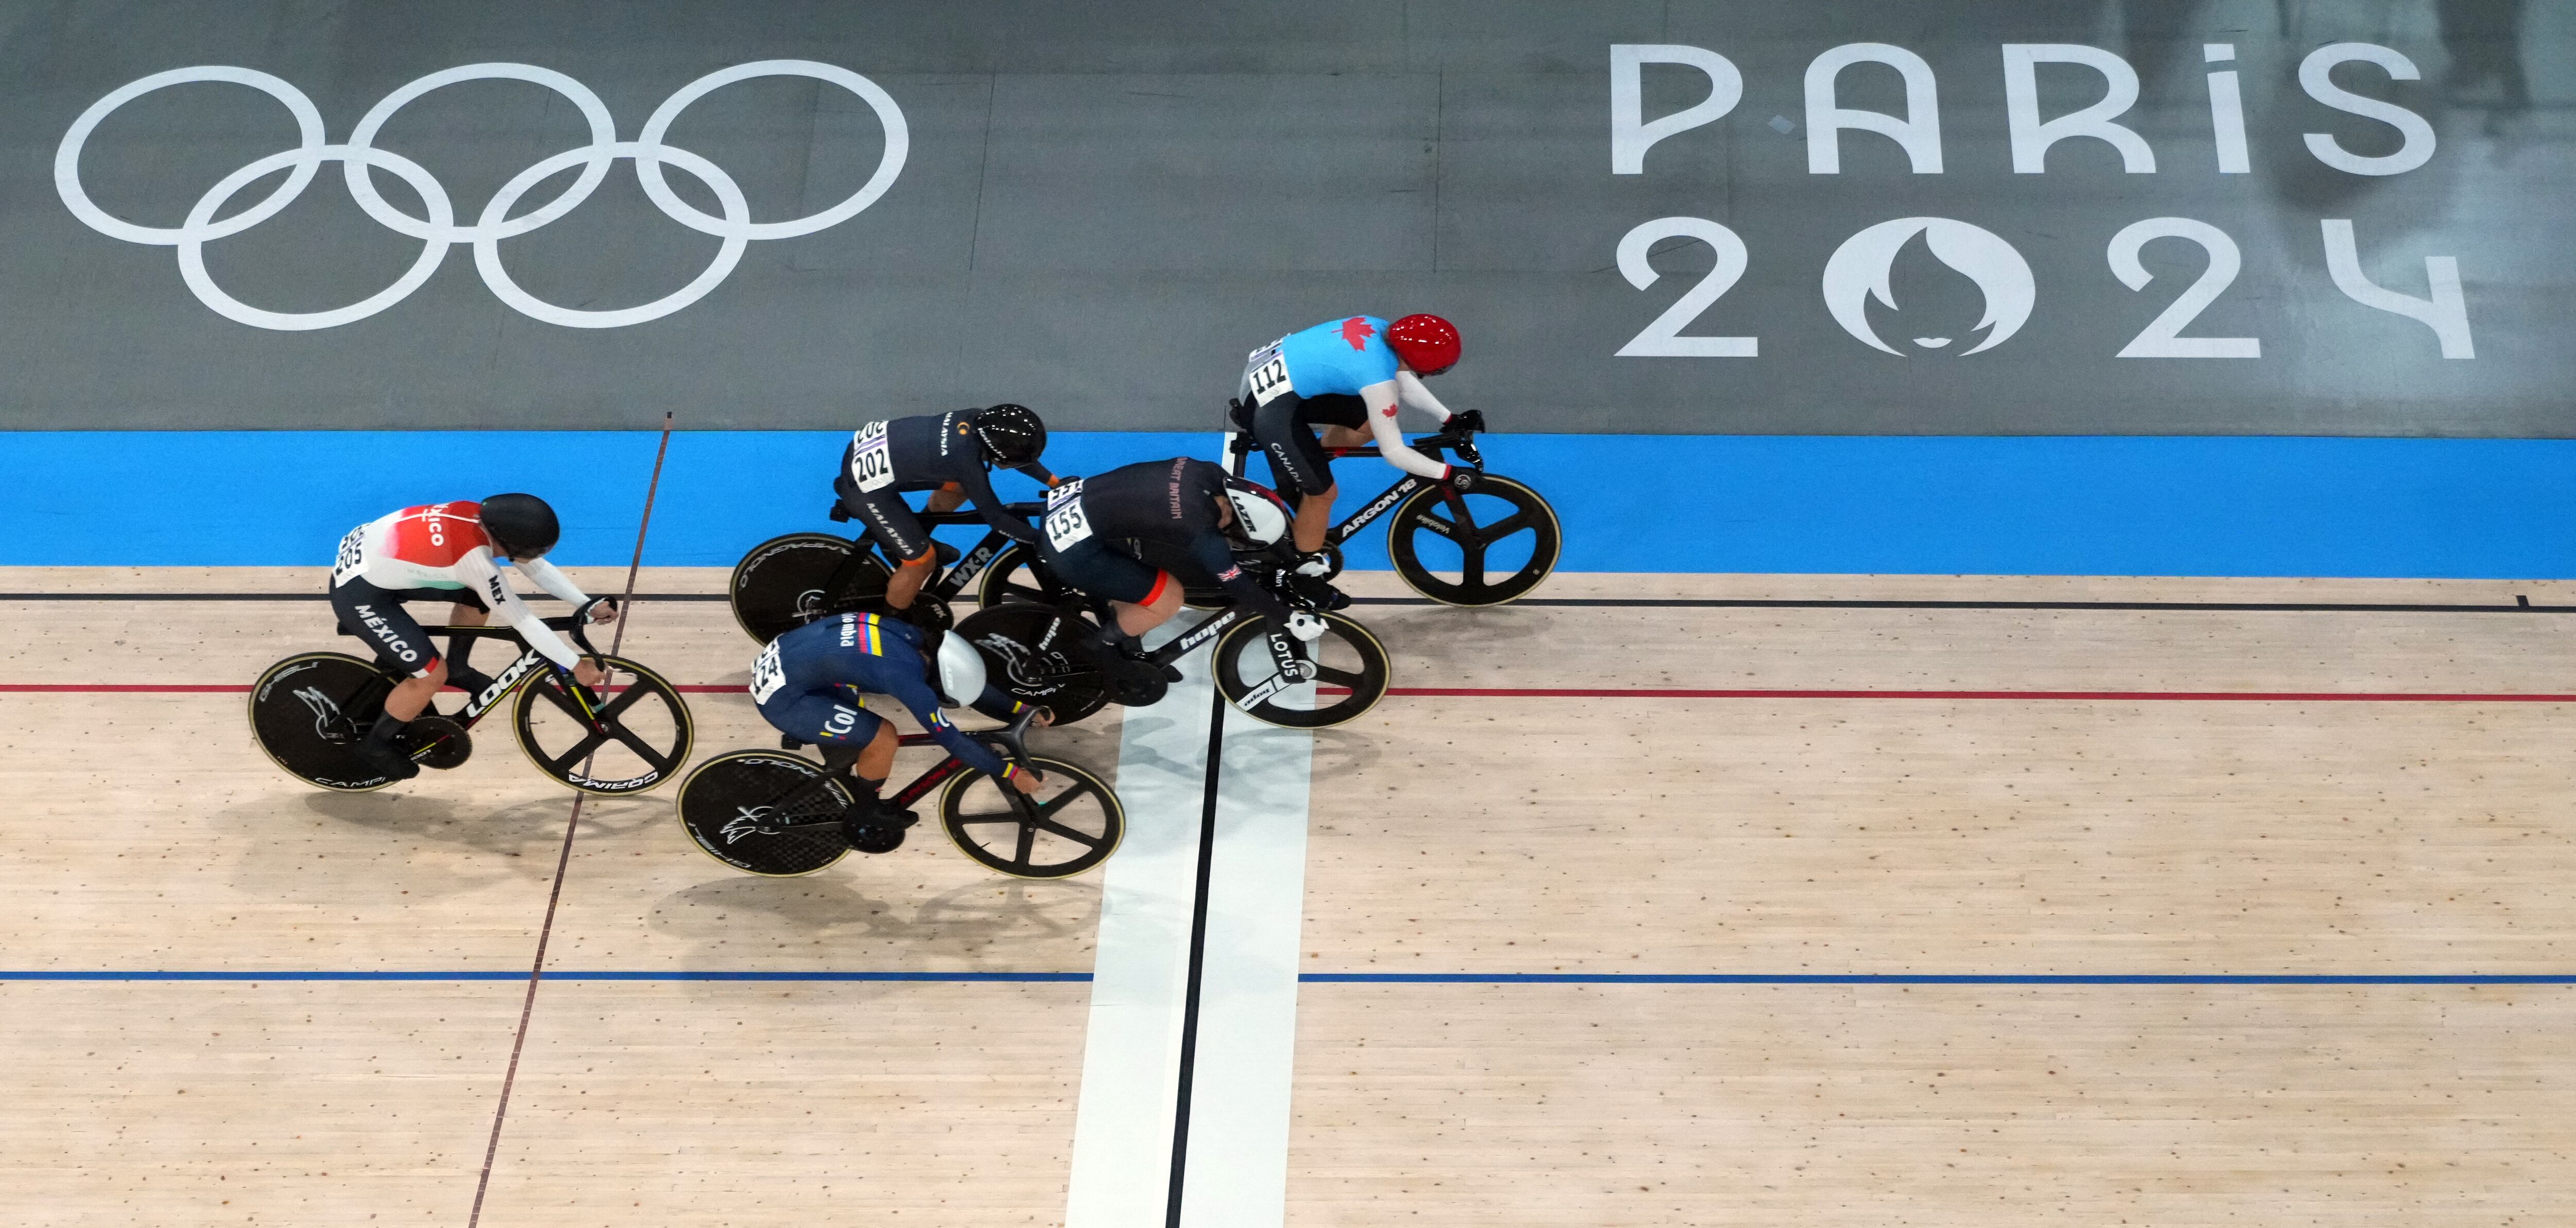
[1043,479,1094,551]
[847,422,896,493]
[1243,338,1294,407]
[750,641,787,704]
[331,526,367,585]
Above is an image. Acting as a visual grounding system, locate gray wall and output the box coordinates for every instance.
[2,0,2568,434]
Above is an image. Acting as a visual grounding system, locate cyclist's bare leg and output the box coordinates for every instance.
[1110,578,1186,636]
[384,658,448,722]
[886,483,965,610]
[854,719,899,783]
[1293,486,1335,554]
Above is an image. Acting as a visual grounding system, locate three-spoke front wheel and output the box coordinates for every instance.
[1211,612,1391,729]
[514,656,695,795]
[940,755,1125,879]
[1386,475,1561,606]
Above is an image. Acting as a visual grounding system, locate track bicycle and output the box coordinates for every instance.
[954,546,1391,731]
[1225,416,1561,605]
[675,710,1123,879]
[728,501,1047,643]
[249,599,693,795]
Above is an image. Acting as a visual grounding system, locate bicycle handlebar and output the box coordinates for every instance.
[974,708,1041,775]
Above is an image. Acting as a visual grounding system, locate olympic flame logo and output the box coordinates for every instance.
[55,60,908,330]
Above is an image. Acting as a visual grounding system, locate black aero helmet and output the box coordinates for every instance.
[479,493,560,559]
[970,403,1046,468]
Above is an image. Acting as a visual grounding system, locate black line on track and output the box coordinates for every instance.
[1165,677,1229,1225]
[15,591,2576,614]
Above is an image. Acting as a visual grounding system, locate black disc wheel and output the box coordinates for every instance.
[513,656,695,795]
[1211,612,1390,729]
[953,603,1114,726]
[248,652,400,792]
[676,751,854,876]
[973,543,1067,610]
[941,755,1125,879]
[1386,475,1561,606]
[729,533,889,644]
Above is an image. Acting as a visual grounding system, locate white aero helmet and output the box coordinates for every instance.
[1222,478,1292,548]
[932,630,989,706]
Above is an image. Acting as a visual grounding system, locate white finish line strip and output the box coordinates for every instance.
[1068,431,1319,1225]
[1065,619,1217,1226]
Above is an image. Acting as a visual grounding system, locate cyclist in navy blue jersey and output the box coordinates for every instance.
[835,405,1065,616]
[752,610,1045,848]
[1035,457,1326,675]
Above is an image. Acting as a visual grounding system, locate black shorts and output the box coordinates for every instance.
[328,574,486,678]
[1250,392,1366,498]
[834,470,936,563]
[1040,536,1173,606]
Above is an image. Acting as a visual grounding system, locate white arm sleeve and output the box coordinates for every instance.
[1359,381,1452,480]
[1393,369,1456,422]
[465,551,583,669]
[514,557,591,607]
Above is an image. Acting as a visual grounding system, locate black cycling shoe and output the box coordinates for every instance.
[842,802,919,854]
[444,666,497,708]
[357,741,421,782]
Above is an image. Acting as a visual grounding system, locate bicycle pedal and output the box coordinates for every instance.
[779,735,809,751]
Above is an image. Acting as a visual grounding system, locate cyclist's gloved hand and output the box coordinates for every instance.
[1285,611,1329,642]
[556,670,606,721]
[1450,408,1486,435]
[1445,466,1481,494]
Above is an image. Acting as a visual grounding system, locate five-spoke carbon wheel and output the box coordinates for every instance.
[676,750,855,876]
[1387,475,1561,605]
[1211,612,1391,729]
[514,656,694,795]
[940,755,1125,879]
[729,533,890,643]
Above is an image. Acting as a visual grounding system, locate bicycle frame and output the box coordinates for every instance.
[1229,429,1484,550]
[763,712,1041,822]
[335,608,607,731]
[820,500,1048,607]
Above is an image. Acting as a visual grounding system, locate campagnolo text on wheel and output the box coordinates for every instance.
[250,496,693,794]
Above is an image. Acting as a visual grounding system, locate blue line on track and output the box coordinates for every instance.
[1297,973,2576,985]
[8,971,2576,985]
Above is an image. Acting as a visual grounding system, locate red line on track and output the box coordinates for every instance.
[14,683,2576,703]
[1344,686,2576,702]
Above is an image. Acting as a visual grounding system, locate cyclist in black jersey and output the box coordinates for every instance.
[1035,458,1327,671]
[836,405,1065,617]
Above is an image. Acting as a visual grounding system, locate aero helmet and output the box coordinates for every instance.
[1385,313,1461,376]
[479,493,561,560]
[970,403,1047,468]
[931,631,989,706]
[1221,478,1293,548]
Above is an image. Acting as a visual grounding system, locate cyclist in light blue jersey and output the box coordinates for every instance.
[1229,313,1485,573]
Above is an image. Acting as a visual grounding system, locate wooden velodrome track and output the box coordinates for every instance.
[6,564,2576,1225]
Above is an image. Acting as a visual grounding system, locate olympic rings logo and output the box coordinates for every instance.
[54,60,908,330]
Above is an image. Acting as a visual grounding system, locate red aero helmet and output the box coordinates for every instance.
[1385,313,1461,376]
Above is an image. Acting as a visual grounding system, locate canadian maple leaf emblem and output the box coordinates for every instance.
[1337,317,1375,350]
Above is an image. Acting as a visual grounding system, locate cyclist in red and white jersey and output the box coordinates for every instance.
[327,494,614,780]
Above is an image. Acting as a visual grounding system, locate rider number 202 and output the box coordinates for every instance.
[848,422,897,492]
